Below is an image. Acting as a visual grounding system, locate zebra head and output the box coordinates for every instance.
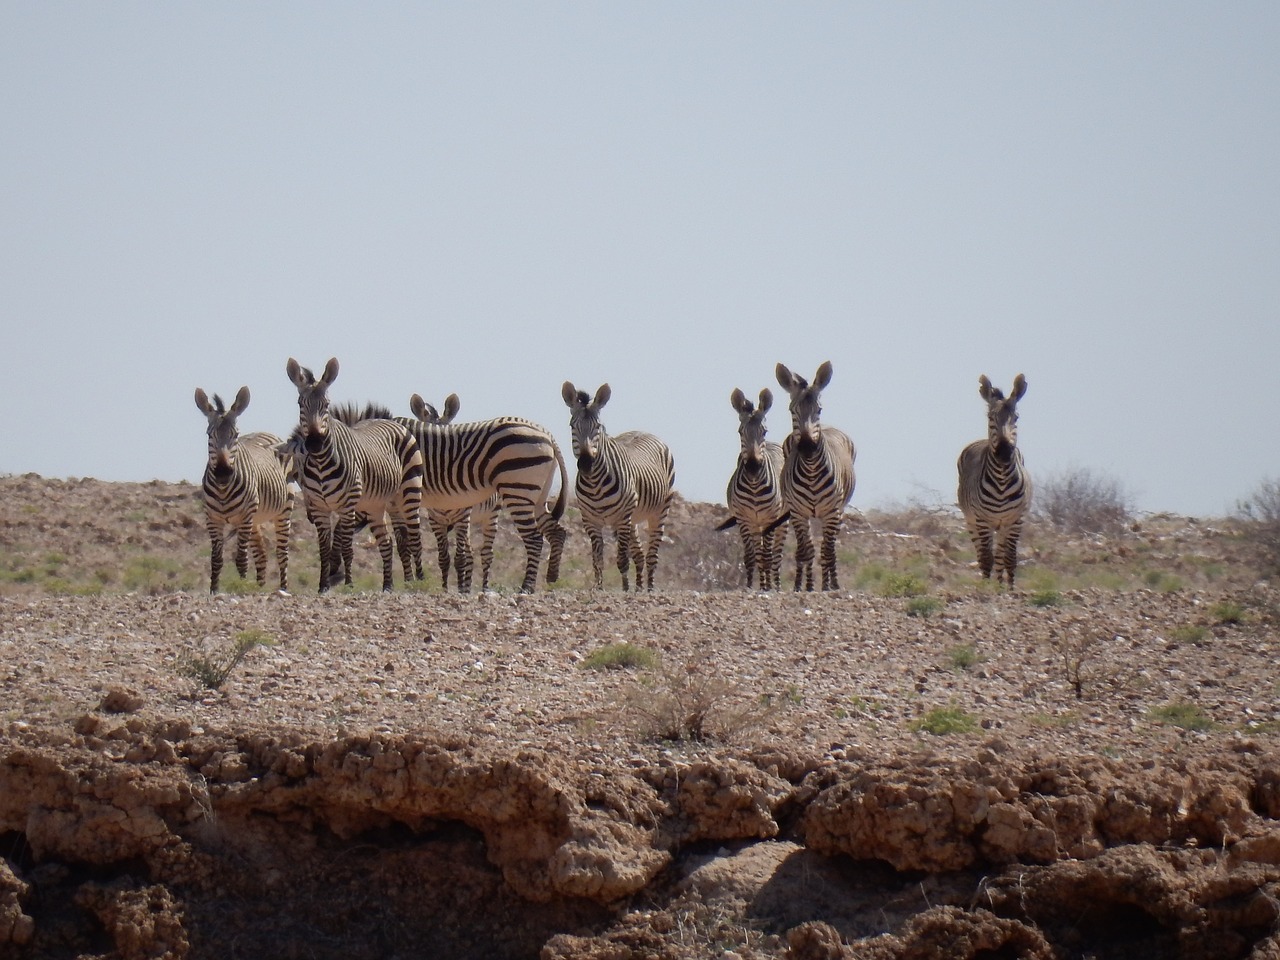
[194,386,250,481]
[409,393,461,425]
[978,374,1027,457]
[562,381,610,470]
[286,357,339,451]
[730,387,773,467]
[776,361,833,451]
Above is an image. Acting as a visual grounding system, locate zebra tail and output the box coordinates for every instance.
[550,440,569,521]
[766,512,791,535]
[716,516,738,532]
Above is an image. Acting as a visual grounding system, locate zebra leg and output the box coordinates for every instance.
[998,519,1023,587]
[391,519,417,584]
[643,519,665,592]
[208,529,225,594]
[760,528,774,591]
[234,534,250,581]
[820,515,842,591]
[274,516,291,593]
[479,522,496,592]
[315,517,336,594]
[791,517,816,592]
[966,518,995,580]
[429,518,451,590]
[616,523,636,592]
[586,525,606,589]
[366,514,396,592]
[250,523,270,586]
[544,519,567,584]
[454,525,473,594]
[335,515,357,587]
[739,527,757,590]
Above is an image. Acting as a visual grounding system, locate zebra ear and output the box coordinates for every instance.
[978,375,994,400]
[442,394,461,423]
[229,386,250,417]
[561,382,578,408]
[321,357,340,386]
[409,394,430,421]
[730,388,749,413]
[775,363,798,393]
[758,388,773,413]
[593,384,611,409]
[194,388,213,415]
[1011,374,1028,401]
[286,358,310,389]
[814,361,834,390]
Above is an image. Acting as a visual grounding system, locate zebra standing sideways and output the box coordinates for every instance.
[194,386,295,593]
[717,387,787,590]
[957,374,1032,586]
[284,358,425,593]
[408,393,502,593]
[378,396,569,594]
[562,382,675,592]
[775,361,856,592]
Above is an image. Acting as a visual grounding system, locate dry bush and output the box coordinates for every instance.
[1033,468,1133,536]
[624,649,774,742]
[1236,477,1280,574]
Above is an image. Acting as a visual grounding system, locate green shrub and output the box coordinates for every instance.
[1210,601,1245,625]
[906,596,943,618]
[177,629,275,689]
[1169,625,1210,645]
[945,643,983,671]
[580,643,660,671]
[1148,701,1216,732]
[910,706,979,735]
[879,572,928,598]
[1029,589,1062,608]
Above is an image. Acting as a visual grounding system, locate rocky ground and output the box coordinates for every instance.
[3,473,1280,958]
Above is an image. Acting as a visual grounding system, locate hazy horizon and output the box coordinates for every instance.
[3,4,1277,518]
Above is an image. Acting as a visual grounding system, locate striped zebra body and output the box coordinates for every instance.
[285,358,424,593]
[563,382,676,592]
[194,387,295,593]
[776,362,856,592]
[957,374,1031,586]
[723,387,787,590]
[388,392,569,594]
[409,394,503,593]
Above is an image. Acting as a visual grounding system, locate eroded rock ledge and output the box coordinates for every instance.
[4,718,1280,958]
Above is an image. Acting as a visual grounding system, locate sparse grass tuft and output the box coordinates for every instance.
[580,643,660,671]
[1210,600,1245,625]
[1029,589,1063,608]
[945,643,984,671]
[1169,625,1210,646]
[1148,701,1216,732]
[177,629,275,690]
[910,705,979,736]
[905,595,943,617]
[879,572,928,598]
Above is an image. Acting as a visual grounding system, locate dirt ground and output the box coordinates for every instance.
[3,473,1280,959]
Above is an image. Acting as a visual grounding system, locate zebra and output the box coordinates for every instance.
[371,396,569,594]
[193,386,295,594]
[957,374,1032,587]
[284,357,425,593]
[407,392,502,593]
[775,361,857,592]
[562,382,675,592]
[716,387,788,590]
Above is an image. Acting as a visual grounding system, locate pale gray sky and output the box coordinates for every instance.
[3,4,1277,517]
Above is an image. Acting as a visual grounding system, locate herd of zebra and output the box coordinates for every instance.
[195,358,1031,597]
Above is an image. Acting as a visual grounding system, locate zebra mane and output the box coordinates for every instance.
[211,394,227,415]
[575,390,591,405]
[331,401,394,425]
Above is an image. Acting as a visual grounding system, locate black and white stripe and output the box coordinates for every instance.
[284,357,425,593]
[957,374,1032,586]
[381,394,569,594]
[562,381,675,592]
[719,387,787,590]
[408,393,501,593]
[775,361,857,592]
[194,386,295,593]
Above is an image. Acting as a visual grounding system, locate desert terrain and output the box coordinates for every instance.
[3,472,1280,959]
